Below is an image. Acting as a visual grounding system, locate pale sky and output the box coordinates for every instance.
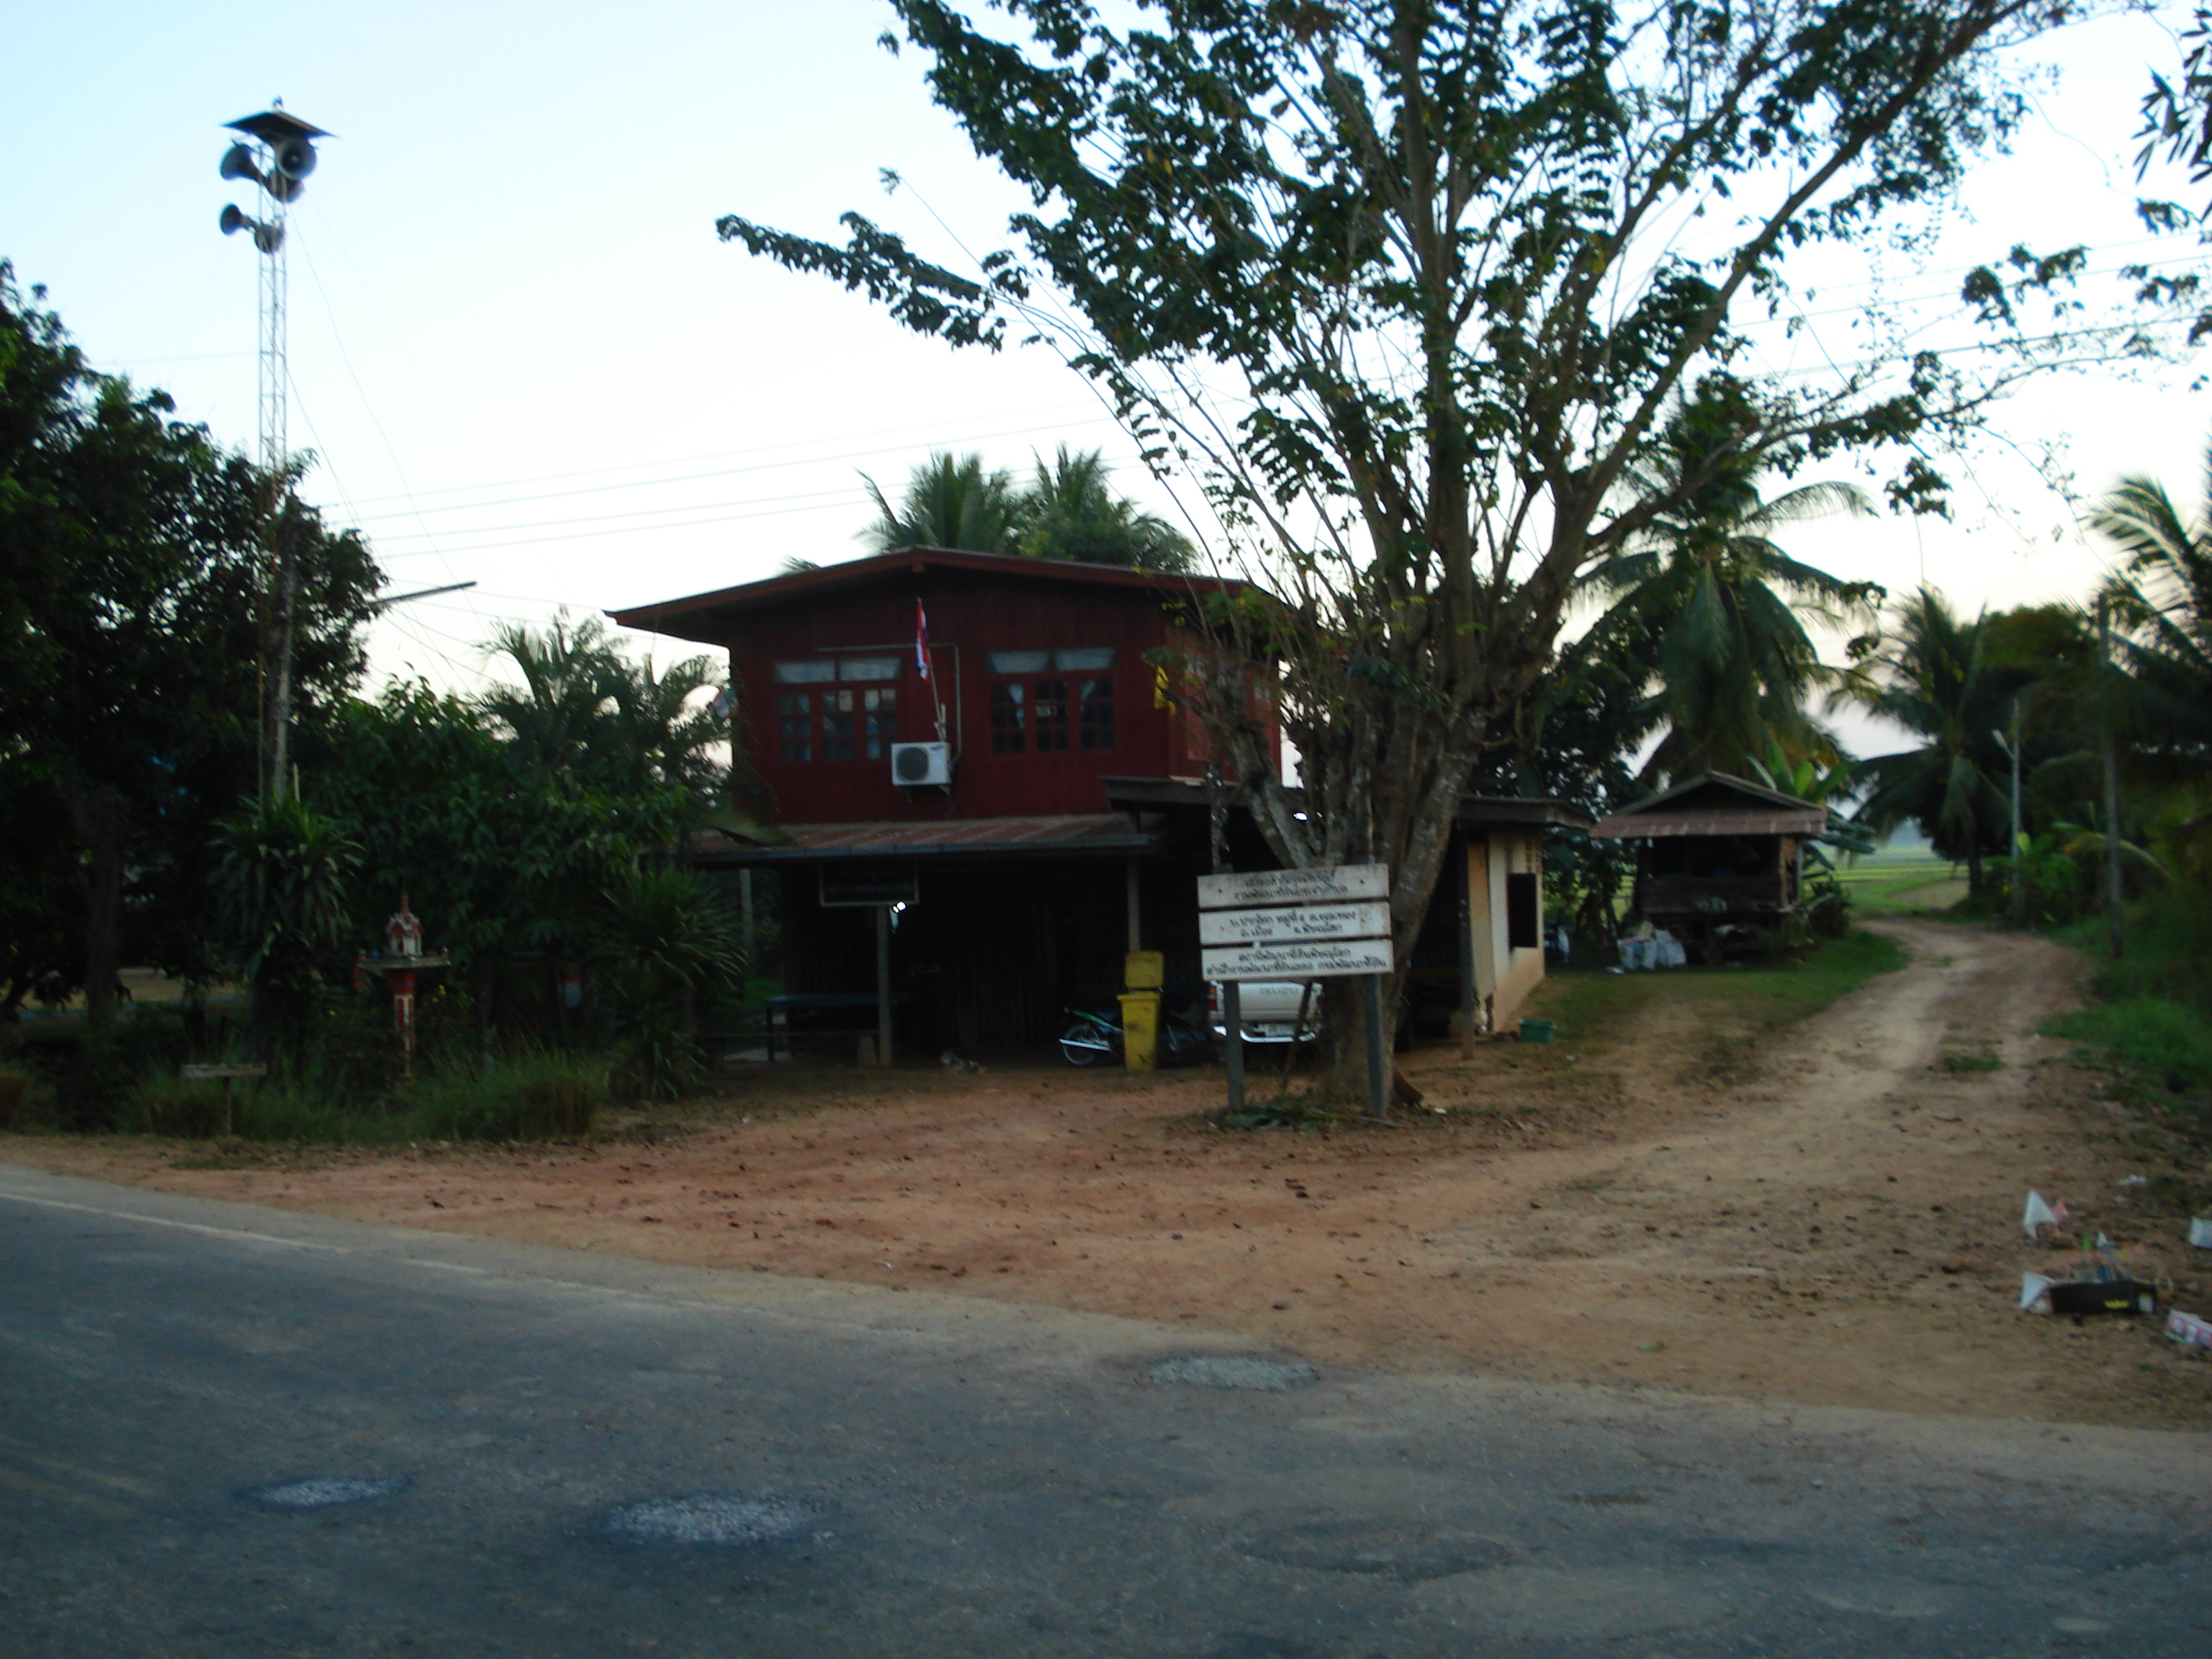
[7,1,2208,761]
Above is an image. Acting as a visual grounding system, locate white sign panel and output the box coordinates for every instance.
[1202,938,1396,981]
[1196,862,1388,909]
[1199,900,1390,947]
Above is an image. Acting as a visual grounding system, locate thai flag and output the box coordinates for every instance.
[914,599,931,680]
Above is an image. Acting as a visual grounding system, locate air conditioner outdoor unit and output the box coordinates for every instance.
[890,741,952,787]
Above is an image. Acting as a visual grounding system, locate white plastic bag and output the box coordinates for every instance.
[2021,1190,2067,1236]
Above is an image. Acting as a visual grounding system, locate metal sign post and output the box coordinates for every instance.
[1197,863,1393,1120]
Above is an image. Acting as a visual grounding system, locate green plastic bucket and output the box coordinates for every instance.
[1518,1019,1555,1044]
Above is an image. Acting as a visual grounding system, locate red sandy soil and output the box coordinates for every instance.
[9,917,2209,1430]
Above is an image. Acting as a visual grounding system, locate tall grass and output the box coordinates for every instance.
[2046,892,2212,1111]
[120,1051,604,1145]
[408,1052,603,1141]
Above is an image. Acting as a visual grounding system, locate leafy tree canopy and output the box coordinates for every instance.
[0,264,382,1022]
[317,677,694,979]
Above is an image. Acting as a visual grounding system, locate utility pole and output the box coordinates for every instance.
[1992,697,2024,929]
[2098,601,2125,961]
[1208,763,1246,1115]
[219,103,330,803]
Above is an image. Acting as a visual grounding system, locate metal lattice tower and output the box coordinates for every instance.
[255,181,288,472]
[218,104,329,801]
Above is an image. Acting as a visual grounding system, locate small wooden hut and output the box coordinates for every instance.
[1591,773,1827,957]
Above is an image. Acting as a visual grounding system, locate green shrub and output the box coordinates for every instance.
[408,1053,603,1142]
[114,1048,601,1146]
[127,1078,232,1138]
[238,1079,399,1144]
[51,1028,179,1132]
[588,864,743,1102]
[0,1061,42,1130]
[2046,999,2212,1104]
[2047,888,2212,1112]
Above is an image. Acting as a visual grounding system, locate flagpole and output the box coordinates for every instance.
[917,598,946,745]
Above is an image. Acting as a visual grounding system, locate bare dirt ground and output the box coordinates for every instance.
[9,918,2210,1430]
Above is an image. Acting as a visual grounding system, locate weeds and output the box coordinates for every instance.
[1215,1097,1343,1131]
[1936,1050,2003,1074]
[2047,895,2212,1115]
[411,1053,603,1141]
[1691,1034,1763,1087]
[112,1050,604,1146]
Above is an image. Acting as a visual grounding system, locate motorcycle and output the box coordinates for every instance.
[1058,1004,1213,1067]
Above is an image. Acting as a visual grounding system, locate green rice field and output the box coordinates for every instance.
[1830,842,1969,914]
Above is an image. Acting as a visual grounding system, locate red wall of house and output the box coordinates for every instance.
[724,567,1234,823]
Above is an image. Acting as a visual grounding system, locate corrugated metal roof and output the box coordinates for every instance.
[687,813,1163,863]
[1591,809,1823,840]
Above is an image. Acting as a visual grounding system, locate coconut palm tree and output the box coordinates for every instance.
[1016,445,1196,572]
[857,446,1197,571]
[1586,387,1879,784]
[857,451,1021,554]
[1847,588,2012,894]
[479,613,619,786]
[603,649,729,804]
[2088,442,2212,782]
[480,613,729,803]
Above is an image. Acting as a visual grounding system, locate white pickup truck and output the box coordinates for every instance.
[1207,979,1323,1046]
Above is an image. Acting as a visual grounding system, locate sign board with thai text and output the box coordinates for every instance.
[1200,938,1395,981]
[1199,900,1391,948]
[1196,862,1388,909]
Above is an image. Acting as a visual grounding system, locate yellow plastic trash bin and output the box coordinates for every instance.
[1118,991,1161,1071]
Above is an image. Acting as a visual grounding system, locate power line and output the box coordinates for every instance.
[334,399,1118,511]
[343,414,1133,527]
[358,444,1161,552]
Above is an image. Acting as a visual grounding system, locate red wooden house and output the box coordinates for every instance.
[610,549,1276,1051]
[614,547,1586,1058]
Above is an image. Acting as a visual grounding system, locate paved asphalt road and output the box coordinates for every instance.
[1,1163,2205,1658]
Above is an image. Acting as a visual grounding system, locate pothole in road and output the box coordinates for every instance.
[601,1493,819,1547]
[1150,1355,1319,1391]
[245,1476,408,1510]
[1241,1517,1516,1582]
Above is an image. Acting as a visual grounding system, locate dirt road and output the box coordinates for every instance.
[9,918,2208,1429]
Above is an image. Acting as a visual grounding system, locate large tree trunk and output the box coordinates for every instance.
[56,776,127,1030]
